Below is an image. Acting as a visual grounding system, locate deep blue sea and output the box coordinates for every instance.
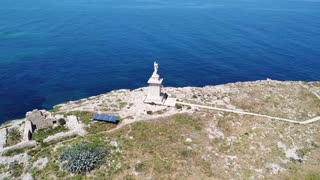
[0,0,320,122]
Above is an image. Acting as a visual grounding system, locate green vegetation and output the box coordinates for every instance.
[58,118,66,125]
[296,148,311,159]
[5,128,21,147]
[135,162,145,172]
[66,111,93,125]
[32,126,68,142]
[9,161,24,178]
[0,163,6,174]
[85,121,117,134]
[119,102,128,109]
[60,143,106,173]
[2,148,25,157]
[146,110,153,115]
[175,104,183,109]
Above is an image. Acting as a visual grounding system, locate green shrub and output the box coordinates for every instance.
[60,143,106,173]
[6,128,21,147]
[58,118,66,126]
[2,148,25,157]
[175,104,183,109]
[135,162,145,172]
[9,161,24,178]
[146,111,153,115]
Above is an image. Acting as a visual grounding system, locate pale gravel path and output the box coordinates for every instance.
[312,91,320,100]
[177,99,320,125]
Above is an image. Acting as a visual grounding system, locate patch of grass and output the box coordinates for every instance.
[66,111,93,125]
[135,162,145,172]
[2,148,25,157]
[5,128,21,147]
[85,121,117,134]
[151,156,172,174]
[175,104,183,109]
[296,148,311,159]
[9,161,24,178]
[305,174,320,180]
[119,102,128,109]
[271,144,286,158]
[174,115,202,131]
[33,126,68,141]
[103,114,206,178]
[31,167,42,179]
[0,163,7,174]
[179,149,193,158]
[32,126,68,142]
[42,160,67,178]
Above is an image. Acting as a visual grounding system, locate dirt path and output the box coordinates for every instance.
[176,101,320,125]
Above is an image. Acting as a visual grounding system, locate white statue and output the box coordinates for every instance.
[154,61,159,74]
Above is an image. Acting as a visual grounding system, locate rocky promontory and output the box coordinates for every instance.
[0,80,320,179]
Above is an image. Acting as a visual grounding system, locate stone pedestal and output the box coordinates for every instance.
[144,62,165,105]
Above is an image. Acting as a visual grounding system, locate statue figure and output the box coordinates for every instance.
[154,61,159,74]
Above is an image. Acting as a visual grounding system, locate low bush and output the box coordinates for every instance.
[175,104,183,109]
[9,161,24,178]
[135,162,145,172]
[2,148,25,157]
[58,118,66,126]
[60,143,106,173]
[6,128,21,147]
[146,111,153,115]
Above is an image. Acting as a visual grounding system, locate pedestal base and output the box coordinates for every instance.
[144,95,165,105]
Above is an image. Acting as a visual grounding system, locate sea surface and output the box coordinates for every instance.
[0,0,320,122]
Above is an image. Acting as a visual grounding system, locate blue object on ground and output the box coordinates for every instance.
[92,114,119,124]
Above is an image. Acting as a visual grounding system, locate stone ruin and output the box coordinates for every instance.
[26,109,58,131]
[23,109,64,141]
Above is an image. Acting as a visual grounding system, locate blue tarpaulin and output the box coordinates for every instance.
[92,114,118,124]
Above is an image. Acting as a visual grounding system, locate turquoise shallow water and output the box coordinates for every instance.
[0,0,320,122]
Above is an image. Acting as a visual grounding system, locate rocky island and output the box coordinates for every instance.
[0,63,319,179]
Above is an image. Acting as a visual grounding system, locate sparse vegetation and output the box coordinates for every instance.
[146,110,153,115]
[2,148,25,157]
[135,162,145,172]
[119,102,128,108]
[1,81,320,179]
[175,104,182,109]
[66,111,93,125]
[9,161,24,178]
[5,128,21,147]
[32,126,68,142]
[85,121,117,134]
